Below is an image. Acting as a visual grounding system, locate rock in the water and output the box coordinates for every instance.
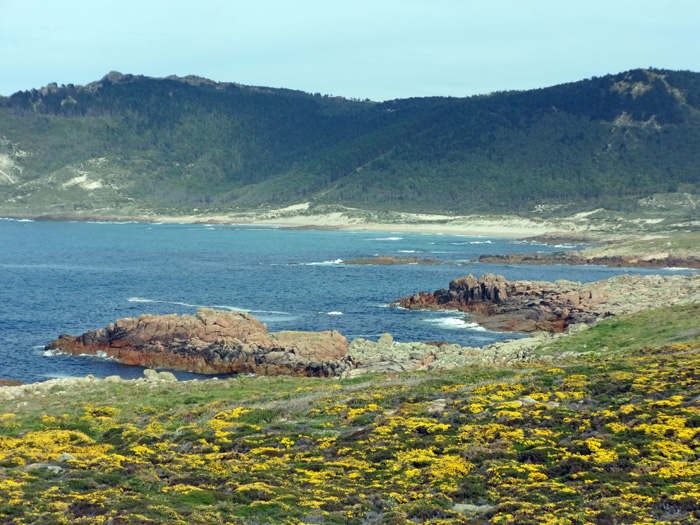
[394,273,700,333]
[0,379,23,387]
[46,308,348,377]
[157,371,178,382]
[477,251,700,269]
[343,255,444,265]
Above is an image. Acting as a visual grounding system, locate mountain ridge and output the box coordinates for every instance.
[1,68,699,217]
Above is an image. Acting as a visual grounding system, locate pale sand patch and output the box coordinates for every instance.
[272,202,311,213]
[153,211,562,238]
[342,219,554,237]
[62,174,103,190]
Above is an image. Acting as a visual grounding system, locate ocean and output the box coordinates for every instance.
[1,219,693,383]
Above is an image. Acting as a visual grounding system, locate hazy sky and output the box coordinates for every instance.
[1,0,698,101]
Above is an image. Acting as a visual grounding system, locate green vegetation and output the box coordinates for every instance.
[2,303,700,523]
[1,68,699,216]
[536,303,700,358]
[2,340,700,524]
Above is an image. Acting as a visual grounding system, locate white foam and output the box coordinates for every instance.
[127,298,292,316]
[249,309,292,315]
[423,317,485,330]
[369,237,402,241]
[450,240,492,245]
[213,304,292,317]
[170,301,204,308]
[327,311,343,315]
[398,250,416,253]
[73,351,118,361]
[302,259,344,265]
[81,220,141,225]
[211,304,247,312]
[0,217,34,222]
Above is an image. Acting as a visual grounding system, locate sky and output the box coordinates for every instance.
[1,0,699,101]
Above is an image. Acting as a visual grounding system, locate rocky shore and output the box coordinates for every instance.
[477,251,700,269]
[46,309,349,377]
[36,272,700,380]
[394,273,700,332]
[41,307,577,381]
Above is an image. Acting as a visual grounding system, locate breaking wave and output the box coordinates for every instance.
[423,316,485,331]
[128,297,290,316]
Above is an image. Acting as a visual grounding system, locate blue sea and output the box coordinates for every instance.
[1,219,694,383]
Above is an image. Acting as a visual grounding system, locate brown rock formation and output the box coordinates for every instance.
[394,273,700,333]
[46,308,348,377]
[477,252,700,269]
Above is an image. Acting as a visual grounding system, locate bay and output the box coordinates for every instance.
[0,219,693,383]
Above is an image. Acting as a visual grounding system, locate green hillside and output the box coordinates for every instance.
[1,68,699,216]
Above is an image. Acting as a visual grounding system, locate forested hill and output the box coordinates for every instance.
[1,68,699,216]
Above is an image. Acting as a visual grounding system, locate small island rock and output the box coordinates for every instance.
[46,308,348,377]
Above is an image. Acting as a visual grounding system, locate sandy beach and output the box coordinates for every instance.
[1,203,617,239]
[149,208,567,238]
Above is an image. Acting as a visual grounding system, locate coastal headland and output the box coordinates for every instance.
[394,273,700,333]
[2,68,700,523]
[42,272,700,380]
[4,213,700,525]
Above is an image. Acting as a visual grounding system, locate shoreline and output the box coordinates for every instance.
[1,210,571,238]
[5,208,699,265]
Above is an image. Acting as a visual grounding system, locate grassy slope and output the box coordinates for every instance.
[1,306,700,524]
[535,303,700,357]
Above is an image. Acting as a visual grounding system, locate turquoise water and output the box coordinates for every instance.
[1,219,693,383]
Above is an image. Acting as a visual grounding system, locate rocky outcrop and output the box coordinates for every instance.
[477,252,700,269]
[43,308,571,379]
[46,308,348,377]
[395,273,700,333]
[340,332,557,378]
[43,272,700,378]
[343,255,447,265]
